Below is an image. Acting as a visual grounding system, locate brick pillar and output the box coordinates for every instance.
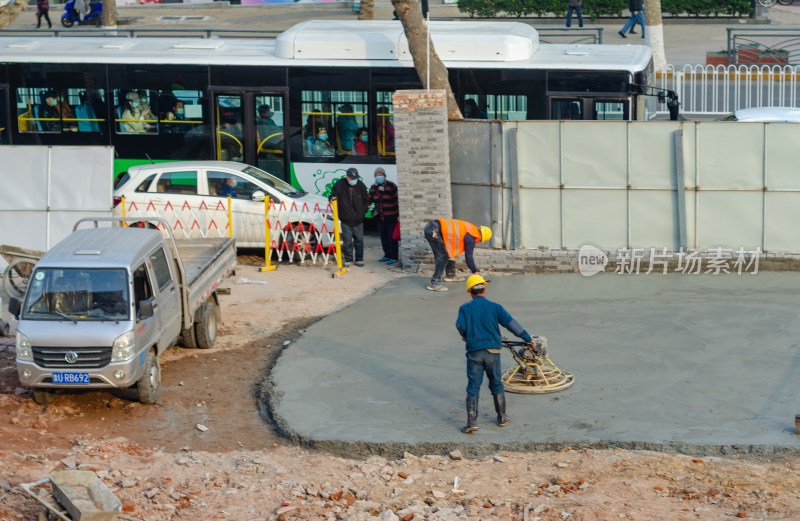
[392,89,452,272]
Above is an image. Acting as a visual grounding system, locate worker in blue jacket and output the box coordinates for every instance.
[455,274,534,433]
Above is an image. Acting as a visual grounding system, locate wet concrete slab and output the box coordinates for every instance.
[271,273,800,456]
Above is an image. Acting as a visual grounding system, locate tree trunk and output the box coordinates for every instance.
[391,0,463,120]
[102,0,117,27]
[0,0,27,30]
[644,0,666,71]
[358,0,374,20]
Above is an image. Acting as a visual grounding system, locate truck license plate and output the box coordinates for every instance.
[52,372,90,384]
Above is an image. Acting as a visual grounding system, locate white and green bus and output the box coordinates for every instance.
[0,20,653,195]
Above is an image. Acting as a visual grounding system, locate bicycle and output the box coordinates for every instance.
[757,0,777,7]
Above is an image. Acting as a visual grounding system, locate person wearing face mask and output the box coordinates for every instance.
[38,90,60,132]
[368,166,399,265]
[120,91,153,133]
[353,127,369,155]
[311,127,334,156]
[163,98,186,134]
[328,168,369,267]
[337,103,359,153]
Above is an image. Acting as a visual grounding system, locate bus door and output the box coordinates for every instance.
[211,90,289,181]
[0,84,9,144]
[550,97,630,121]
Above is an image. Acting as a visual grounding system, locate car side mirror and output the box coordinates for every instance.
[251,190,266,202]
[8,297,21,319]
[138,298,154,320]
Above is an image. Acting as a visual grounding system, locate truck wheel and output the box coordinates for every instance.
[194,302,220,349]
[136,351,160,404]
[181,325,198,349]
[33,389,56,405]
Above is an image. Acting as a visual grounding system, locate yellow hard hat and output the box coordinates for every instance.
[480,226,492,242]
[466,273,488,292]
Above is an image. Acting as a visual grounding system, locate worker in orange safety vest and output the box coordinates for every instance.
[423,218,492,292]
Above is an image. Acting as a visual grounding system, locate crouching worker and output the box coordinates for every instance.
[424,218,492,292]
[455,274,534,434]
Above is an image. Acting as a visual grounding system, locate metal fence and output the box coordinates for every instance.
[0,28,281,38]
[655,64,800,117]
[727,27,800,66]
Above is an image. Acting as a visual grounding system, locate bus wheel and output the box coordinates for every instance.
[195,302,220,349]
[137,351,160,404]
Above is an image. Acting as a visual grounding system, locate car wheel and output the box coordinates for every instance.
[195,302,220,350]
[136,350,160,404]
[33,389,56,405]
[283,222,319,254]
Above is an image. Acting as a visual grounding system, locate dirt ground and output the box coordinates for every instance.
[1,250,800,521]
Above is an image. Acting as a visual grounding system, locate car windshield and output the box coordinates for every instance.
[22,268,130,321]
[241,166,305,197]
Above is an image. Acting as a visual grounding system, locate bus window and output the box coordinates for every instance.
[115,89,159,134]
[255,94,285,174]
[0,88,7,144]
[18,88,61,133]
[215,94,244,163]
[300,90,367,158]
[552,99,583,120]
[376,91,395,157]
[159,90,205,135]
[593,100,628,120]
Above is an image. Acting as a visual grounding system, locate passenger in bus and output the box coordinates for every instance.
[120,92,154,133]
[353,127,368,155]
[55,91,77,131]
[337,103,359,153]
[464,99,487,119]
[162,97,186,134]
[38,90,60,132]
[376,106,395,154]
[311,127,334,157]
[257,104,277,127]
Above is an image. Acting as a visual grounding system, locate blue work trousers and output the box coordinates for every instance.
[466,349,505,398]
[341,222,364,263]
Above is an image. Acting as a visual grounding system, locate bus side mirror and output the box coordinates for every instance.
[9,297,21,319]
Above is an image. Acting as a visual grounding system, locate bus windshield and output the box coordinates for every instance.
[242,165,305,197]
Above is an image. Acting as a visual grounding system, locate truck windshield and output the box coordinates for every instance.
[22,268,130,321]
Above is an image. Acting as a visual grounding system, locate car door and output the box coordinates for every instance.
[147,246,181,346]
[205,169,279,247]
[132,262,160,356]
[148,169,206,239]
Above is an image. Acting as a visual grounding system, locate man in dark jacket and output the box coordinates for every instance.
[329,167,369,267]
[619,0,644,38]
[368,167,399,265]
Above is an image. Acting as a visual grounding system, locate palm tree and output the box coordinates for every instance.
[391,0,463,119]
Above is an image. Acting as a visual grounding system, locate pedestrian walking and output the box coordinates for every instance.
[566,0,583,28]
[329,167,369,267]
[423,218,492,292]
[368,167,399,265]
[36,0,52,29]
[618,0,645,38]
[455,274,535,433]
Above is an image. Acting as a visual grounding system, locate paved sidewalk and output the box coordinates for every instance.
[8,2,800,65]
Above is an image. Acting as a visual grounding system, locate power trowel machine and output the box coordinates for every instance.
[501,336,575,394]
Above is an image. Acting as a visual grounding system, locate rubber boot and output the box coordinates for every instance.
[461,396,479,433]
[493,393,509,427]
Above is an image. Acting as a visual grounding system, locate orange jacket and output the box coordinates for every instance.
[438,218,481,257]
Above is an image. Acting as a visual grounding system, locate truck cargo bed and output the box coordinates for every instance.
[174,237,236,322]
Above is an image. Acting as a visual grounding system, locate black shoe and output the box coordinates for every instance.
[629,29,637,34]
[618,31,626,38]
[642,34,645,38]
[493,393,510,427]
[461,396,479,434]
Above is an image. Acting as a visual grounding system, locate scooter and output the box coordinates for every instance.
[61,0,102,28]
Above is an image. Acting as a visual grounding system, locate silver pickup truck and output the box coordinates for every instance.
[8,217,236,405]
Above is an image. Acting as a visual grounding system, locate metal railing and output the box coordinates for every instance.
[727,27,800,66]
[656,64,800,117]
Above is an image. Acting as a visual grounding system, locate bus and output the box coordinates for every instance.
[0,20,653,195]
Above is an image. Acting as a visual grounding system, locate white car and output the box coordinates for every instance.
[718,107,800,122]
[113,161,334,250]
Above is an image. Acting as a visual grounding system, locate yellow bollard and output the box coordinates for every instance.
[227,195,233,238]
[331,199,347,278]
[260,195,277,272]
[121,196,126,227]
